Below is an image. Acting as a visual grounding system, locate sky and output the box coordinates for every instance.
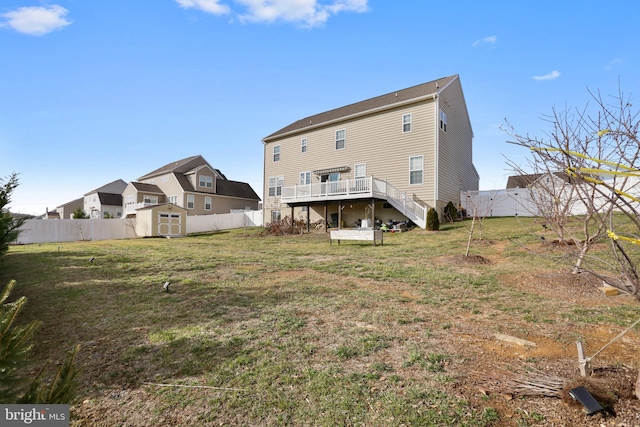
[1,0,639,215]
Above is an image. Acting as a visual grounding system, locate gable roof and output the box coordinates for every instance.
[506,172,572,189]
[263,75,458,141]
[138,155,209,181]
[85,179,127,196]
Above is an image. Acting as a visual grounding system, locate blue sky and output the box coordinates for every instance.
[2,0,639,215]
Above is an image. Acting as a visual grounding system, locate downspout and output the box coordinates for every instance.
[261,139,267,224]
[434,93,440,212]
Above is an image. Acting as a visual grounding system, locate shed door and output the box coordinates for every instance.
[158,212,182,236]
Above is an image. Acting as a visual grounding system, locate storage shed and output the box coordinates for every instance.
[134,203,187,237]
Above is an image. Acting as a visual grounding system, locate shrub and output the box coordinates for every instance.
[443,201,457,223]
[426,208,440,231]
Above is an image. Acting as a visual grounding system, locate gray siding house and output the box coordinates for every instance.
[262,75,479,229]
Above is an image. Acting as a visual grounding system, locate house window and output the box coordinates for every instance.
[125,195,134,206]
[301,138,307,153]
[204,196,212,211]
[187,195,195,209]
[273,145,280,162]
[354,163,366,179]
[168,195,178,205]
[268,176,284,197]
[335,129,345,150]
[440,110,447,132]
[271,210,281,223]
[199,175,213,188]
[409,155,424,185]
[143,195,158,204]
[403,113,412,133]
[300,171,311,185]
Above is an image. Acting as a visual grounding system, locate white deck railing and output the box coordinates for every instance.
[281,176,427,228]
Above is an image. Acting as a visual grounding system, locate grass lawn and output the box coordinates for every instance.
[1,217,639,426]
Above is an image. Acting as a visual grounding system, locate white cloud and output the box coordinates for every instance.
[175,0,231,15]
[605,58,623,71]
[472,35,497,47]
[0,5,71,36]
[176,0,369,27]
[532,70,561,81]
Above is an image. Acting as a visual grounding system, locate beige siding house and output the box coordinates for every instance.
[262,75,479,229]
[123,155,261,216]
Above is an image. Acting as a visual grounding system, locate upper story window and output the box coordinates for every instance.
[204,196,212,210]
[402,113,412,133]
[301,138,307,153]
[335,129,345,150]
[409,155,424,185]
[300,171,311,185]
[199,175,213,188]
[125,195,135,205]
[273,145,280,162]
[143,195,158,204]
[439,110,447,132]
[168,195,178,205]
[187,194,195,209]
[354,163,366,179]
[268,176,284,197]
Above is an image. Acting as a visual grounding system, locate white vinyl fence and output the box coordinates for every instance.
[186,210,263,234]
[16,210,264,244]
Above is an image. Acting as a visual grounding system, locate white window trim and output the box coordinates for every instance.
[199,175,213,188]
[204,196,212,211]
[301,138,307,153]
[402,113,412,133]
[300,171,311,185]
[273,145,281,162]
[187,194,195,209]
[354,163,366,179]
[439,110,447,132]
[335,129,346,150]
[268,176,284,197]
[409,155,424,185]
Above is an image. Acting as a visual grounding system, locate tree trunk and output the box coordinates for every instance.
[465,216,476,257]
[572,245,588,274]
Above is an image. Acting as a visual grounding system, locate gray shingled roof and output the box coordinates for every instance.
[216,180,261,201]
[130,182,164,193]
[97,192,123,206]
[138,155,205,181]
[263,75,457,141]
[85,179,127,196]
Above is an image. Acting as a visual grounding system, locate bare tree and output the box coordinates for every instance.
[505,85,640,299]
[460,189,500,256]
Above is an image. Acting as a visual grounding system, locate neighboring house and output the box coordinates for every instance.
[506,172,572,189]
[56,198,84,219]
[123,155,260,216]
[84,179,127,219]
[262,74,479,229]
